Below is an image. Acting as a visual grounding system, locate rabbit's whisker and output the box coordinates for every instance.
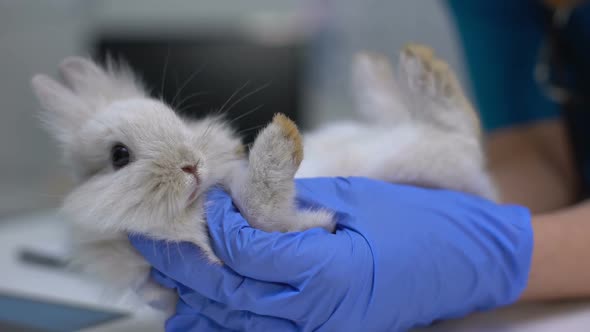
[171,64,207,108]
[217,81,250,115]
[222,82,270,117]
[160,46,171,99]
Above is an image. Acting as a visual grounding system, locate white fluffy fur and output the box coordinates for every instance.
[298,48,496,199]
[31,44,496,314]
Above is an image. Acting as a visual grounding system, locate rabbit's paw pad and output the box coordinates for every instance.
[401,43,460,99]
[269,113,304,166]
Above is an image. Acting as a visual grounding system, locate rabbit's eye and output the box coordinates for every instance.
[111,143,131,169]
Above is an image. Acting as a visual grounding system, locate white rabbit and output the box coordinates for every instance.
[31,43,496,312]
[30,56,331,310]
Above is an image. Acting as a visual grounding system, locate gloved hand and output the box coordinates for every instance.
[130,177,533,331]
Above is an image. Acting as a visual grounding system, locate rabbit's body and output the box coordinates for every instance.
[31,44,496,312]
[299,122,494,198]
[297,46,496,199]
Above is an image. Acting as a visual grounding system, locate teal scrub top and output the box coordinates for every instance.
[446,0,590,195]
[445,1,562,131]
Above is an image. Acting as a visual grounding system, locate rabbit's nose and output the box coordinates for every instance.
[181,164,198,175]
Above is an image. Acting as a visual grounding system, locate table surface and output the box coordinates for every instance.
[1,211,590,331]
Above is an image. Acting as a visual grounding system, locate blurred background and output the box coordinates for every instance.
[0,0,468,219]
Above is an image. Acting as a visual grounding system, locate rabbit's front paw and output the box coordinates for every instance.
[265,113,303,169]
[249,113,303,180]
[235,113,303,232]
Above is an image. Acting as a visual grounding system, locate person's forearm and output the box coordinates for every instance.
[520,201,590,301]
[486,119,579,213]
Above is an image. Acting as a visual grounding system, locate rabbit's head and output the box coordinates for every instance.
[32,57,244,243]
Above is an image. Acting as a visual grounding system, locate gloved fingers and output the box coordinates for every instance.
[206,188,352,284]
[150,268,180,289]
[132,234,342,320]
[131,235,305,310]
[179,277,346,323]
[129,234,223,285]
[171,292,299,332]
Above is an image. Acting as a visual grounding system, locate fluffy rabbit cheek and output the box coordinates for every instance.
[61,166,192,235]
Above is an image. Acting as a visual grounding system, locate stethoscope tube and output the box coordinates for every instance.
[536,4,590,199]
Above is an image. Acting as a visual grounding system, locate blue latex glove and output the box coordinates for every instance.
[130,177,533,331]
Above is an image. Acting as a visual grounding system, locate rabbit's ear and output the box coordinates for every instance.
[58,56,145,106]
[59,57,107,95]
[31,74,91,145]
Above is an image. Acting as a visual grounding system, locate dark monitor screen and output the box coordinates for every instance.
[94,34,305,144]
